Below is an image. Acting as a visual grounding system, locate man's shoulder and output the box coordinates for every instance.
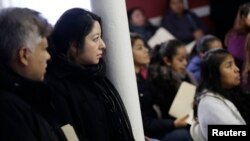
[0,90,31,113]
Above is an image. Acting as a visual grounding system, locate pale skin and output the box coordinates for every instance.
[163,46,188,74]
[68,21,106,65]
[244,13,250,27]
[170,0,184,15]
[207,40,223,50]
[132,38,150,73]
[193,29,204,40]
[199,40,223,57]
[11,34,50,81]
[130,9,146,27]
[174,115,189,128]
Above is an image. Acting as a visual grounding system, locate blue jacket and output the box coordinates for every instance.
[187,55,202,82]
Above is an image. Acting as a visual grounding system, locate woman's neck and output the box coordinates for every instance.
[134,65,141,74]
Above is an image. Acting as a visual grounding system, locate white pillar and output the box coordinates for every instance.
[0,0,8,8]
[0,0,21,8]
[90,1,144,141]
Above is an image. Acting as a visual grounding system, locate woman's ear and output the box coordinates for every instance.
[18,47,31,66]
[163,56,171,66]
[67,42,78,62]
[69,42,77,54]
[68,44,77,54]
[69,41,78,54]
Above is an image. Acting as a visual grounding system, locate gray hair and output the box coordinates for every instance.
[0,7,51,64]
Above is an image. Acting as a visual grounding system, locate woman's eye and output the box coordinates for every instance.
[93,37,99,41]
[137,45,144,50]
[226,63,232,68]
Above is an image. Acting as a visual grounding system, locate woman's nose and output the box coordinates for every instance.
[100,38,106,49]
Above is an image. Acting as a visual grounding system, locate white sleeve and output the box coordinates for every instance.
[197,96,245,140]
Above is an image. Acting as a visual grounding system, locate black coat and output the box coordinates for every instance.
[161,10,207,44]
[136,74,175,139]
[0,65,66,141]
[150,66,197,119]
[129,21,158,44]
[45,55,135,141]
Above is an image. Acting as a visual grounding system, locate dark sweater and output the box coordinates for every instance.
[0,65,66,141]
[136,73,175,139]
[161,10,207,44]
[45,54,135,141]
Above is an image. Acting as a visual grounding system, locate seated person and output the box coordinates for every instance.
[128,7,158,45]
[242,33,250,93]
[149,39,197,119]
[131,34,193,141]
[161,0,207,44]
[191,49,250,140]
[187,35,222,82]
[0,7,66,141]
[224,2,250,71]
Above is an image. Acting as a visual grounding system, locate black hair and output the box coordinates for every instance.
[197,49,229,94]
[193,48,250,123]
[50,8,101,55]
[150,39,185,66]
[127,7,145,23]
[239,2,250,18]
[196,35,221,53]
[160,39,185,62]
[167,0,184,9]
[225,2,250,46]
[130,33,144,47]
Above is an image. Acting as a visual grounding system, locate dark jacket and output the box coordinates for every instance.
[0,65,66,141]
[45,54,135,141]
[129,21,158,44]
[150,66,197,119]
[136,73,175,139]
[161,10,207,44]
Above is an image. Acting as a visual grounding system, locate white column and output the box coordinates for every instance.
[0,0,21,8]
[90,1,144,141]
[0,0,8,8]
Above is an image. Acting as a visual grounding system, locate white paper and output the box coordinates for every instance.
[147,27,196,55]
[168,81,196,124]
[147,27,175,49]
[185,40,196,54]
[61,124,79,141]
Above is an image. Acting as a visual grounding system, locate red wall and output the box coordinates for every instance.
[126,0,214,33]
[126,0,167,18]
[188,0,214,33]
[188,0,209,8]
[126,0,210,17]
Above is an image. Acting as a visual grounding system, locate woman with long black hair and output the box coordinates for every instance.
[45,8,135,141]
[191,49,250,141]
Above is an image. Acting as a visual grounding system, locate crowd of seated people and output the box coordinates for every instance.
[128,2,250,141]
[0,1,249,141]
